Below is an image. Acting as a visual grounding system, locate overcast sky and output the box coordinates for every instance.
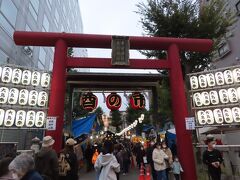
[78,0,154,114]
[78,0,145,59]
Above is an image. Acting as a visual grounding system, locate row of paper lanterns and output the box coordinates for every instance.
[193,87,240,107]
[80,92,145,111]
[0,87,48,107]
[116,114,144,136]
[0,66,51,88]
[190,68,240,90]
[197,107,240,125]
[0,109,45,128]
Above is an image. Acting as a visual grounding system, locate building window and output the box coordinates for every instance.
[29,0,39,21]
[0,49,8,64]
[49,60,53,71]
[46,0,52,10]
[54,10,59,27]
[0,0,17,37]
[42,15,49,32]
[218,43,230,58]
[38,47,46,69]
[63,5,66,17]
[39,48,46,64]
[236,1,240,15]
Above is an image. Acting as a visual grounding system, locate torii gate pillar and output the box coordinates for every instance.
[45,39,67,149]
[168,44,196,179]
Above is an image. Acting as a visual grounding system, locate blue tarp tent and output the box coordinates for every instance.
[166,128,176,148]
[142,124,155,132]
[72,114,97,138]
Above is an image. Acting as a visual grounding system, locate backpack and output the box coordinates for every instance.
[92,150,99,164]
[58,152,71,176]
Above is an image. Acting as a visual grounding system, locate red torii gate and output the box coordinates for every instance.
[14,31,213,179]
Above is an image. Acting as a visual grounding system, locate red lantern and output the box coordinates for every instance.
[80,92,98,111]
[106,92,122,110]
[130,92,145,109]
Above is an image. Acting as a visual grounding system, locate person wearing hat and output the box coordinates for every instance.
[202,135,223,180]
[59,138,78,180]
[35,136,59,180]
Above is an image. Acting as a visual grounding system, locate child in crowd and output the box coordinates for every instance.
[171,157,183,180]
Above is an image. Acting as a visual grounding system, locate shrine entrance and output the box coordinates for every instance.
[14,31,213,179]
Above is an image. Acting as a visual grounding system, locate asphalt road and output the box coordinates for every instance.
[79,168,140,180]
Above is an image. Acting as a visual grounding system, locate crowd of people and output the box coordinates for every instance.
[0,135,78,180]
[80,136,182,180]
[0,133,224,180]
[0,134,183,180]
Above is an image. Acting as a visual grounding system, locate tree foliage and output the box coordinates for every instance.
[137,0,234,75]
[72,92,89,119]
[94,107,104,127]
[156,79,172,121]
[110,110,122,132]
[126,104,151,135]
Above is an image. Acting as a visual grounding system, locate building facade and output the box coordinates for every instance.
[200,0,240,68]
[0,0,86,149]
[0,0,86,69]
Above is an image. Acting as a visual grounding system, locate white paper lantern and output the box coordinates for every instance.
[4,109,16,127]
[193,93,203,107]
[15,110,26,127]
[12,68,22,84]
[222,108,233,123]
[1,67,12,83]
[209,91,219,105]
[41,73,51,88]
[223,70,234,84]
[232,68,240,83]
[21,70,31,85]
[26,111,36,127]
[237,87,240,99]
[213,109,224,124]
[0,109,5,126]
[201,92,211,106]
[227,88,238,103]
[28,90,38,106]
[190,76,199,89]
[198,75,207,88]
[31,71,40,86]
[205,110,214,124]
[37,91,48,107]
[197,110,207,125]
[133,120,138,127]
[232,107,240,123]
[35,111,45,127]
[206,73,216,87]
[0,87,9,104]
[18,89,29,105]
[215,72,225,86]
[8,88,19,105]
[219,89,229,104]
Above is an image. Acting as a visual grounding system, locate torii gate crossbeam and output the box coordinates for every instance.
[14,31,213,180]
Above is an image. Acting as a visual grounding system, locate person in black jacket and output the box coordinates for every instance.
[146,141,157,180]
[85,143,94,172]
[35,136,59,180]
[59,138,78,180]
[203,135,223,180]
